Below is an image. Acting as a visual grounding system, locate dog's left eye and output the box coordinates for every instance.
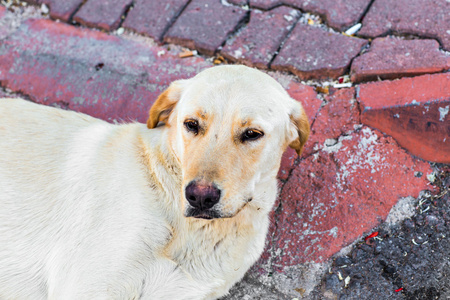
[184,119,199,134]
[242,129,264,142]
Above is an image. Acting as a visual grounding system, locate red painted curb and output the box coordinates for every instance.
[358,73,450,163]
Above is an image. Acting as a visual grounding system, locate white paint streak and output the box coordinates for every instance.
[322,136,352,154]
[385,196,416,225]
[333,128,388,190]
[439,105,449,121]
[233,49,243,59]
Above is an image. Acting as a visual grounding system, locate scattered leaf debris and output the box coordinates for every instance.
[213,55,225,65]
[315,86,329,94]
[344,276,351,288]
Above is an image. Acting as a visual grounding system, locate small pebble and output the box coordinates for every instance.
[374,244,383,255]
[384,265,396,274]
[403,219,415,230]
[41,3,49,14]
[426,214,439,226]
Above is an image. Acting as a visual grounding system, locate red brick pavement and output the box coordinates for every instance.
[0,18,211,122]
[164,0,247,56]
[359,0,450,51]
[0,1,449,297]
[271,22,368,79]
[230,0,372,30]
[283,0,372,30]
[123,0,189,42]
[73,0,133,31]
[276,126,431,265]
[221,6,299,69]
[24,0,83,21]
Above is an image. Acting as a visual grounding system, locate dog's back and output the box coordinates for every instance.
[0,99,92,297]
[0,99,173,298]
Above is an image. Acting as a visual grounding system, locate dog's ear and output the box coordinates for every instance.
[287,101,310,156]
[147,80,187,129]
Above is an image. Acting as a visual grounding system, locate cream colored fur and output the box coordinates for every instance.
[0,65,309,299]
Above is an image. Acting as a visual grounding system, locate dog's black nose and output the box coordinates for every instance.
[185,181,221,210]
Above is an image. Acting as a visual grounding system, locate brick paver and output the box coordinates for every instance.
[247,0,371,30]
[358,73,450,164]
[221,6,299,69]
[359,0,450,51]
[25,0,84,21]
[228,0,248,5]
[272,23,367,79]
[305,87,360,156]
[73,0,133,31]
[249,0,282,10]
[164,0,247,56]
[123,0,189,42]
[351,37,450,83]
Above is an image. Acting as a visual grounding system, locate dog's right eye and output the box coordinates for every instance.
[241,129,264,142]
[184,119,199,134]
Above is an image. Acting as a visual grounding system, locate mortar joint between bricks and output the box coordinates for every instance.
[117,0,135,29]
[216,9,250,55]
[68,0,88,24]
[267,11,302,69]
[357,0,376,26]
[248,3,285,11]
[358,30,446,50]
[160,0,193,43]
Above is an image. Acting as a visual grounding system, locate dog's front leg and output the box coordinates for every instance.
[140,258,211,300]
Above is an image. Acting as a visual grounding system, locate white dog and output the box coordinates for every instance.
[0,65,309,299]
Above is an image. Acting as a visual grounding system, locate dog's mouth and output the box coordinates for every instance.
[185,207,222,220]
[184,197,252,220]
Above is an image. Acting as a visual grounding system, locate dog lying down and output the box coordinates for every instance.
[0,65,309,299]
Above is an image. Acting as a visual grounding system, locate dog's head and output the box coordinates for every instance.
[147,65,309,220]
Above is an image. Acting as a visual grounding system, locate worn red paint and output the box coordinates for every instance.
[358,73,450,163]
[0,19,211,123]
[273,128,432,267]
[395,287,404,292]
[304,87,360,157]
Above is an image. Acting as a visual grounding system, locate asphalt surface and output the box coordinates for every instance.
[310,165,450,300]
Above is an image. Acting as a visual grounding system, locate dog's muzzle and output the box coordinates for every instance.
[184,180,221,219]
